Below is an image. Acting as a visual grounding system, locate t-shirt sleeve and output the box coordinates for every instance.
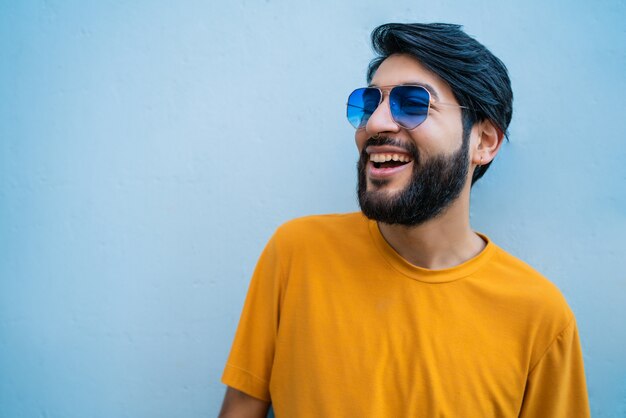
[518,316,590,418]
[221,234,284,402]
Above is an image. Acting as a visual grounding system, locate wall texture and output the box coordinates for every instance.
[1,0,624,417]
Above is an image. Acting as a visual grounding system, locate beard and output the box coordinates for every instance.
[357,130,470,226]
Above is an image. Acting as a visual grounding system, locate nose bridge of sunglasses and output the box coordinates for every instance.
[369,88,399,124]
[376,87,395,106]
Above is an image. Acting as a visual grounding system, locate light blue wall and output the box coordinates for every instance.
[1,1,624,417]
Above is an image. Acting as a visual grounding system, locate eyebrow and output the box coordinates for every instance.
[368,82,440,101]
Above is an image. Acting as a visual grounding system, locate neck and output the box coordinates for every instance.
[376,188,485,270]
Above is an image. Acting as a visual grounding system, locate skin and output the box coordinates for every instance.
[219,53,505,415]
[357,53,504,269]
[218,387,269,418]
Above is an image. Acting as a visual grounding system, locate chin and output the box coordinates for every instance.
[367,178,409,195]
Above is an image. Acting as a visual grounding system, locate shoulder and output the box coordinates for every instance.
[479,241,581,367]
[264,212,372,263]
[273,212,369,243]
[489,244,570,310]
[485,242,575,352]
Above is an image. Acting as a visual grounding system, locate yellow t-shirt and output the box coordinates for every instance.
[222,213,590,417]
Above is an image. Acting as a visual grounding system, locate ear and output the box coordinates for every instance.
[471,119,504,166]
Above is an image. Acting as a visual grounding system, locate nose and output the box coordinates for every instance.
[365,95,400,137]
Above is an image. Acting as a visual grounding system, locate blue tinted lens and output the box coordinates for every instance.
[389,86,430,129]
[347,88,381,129]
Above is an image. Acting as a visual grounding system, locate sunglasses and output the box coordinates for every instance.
[346,85,467,130]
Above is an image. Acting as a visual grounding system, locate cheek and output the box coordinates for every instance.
[412,117,464,155]
[438,113,466,150]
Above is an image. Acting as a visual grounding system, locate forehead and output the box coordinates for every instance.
[370,54,454,102]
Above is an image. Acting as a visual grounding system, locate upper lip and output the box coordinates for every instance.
[366,145,412,155]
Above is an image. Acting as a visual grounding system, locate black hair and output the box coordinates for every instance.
[367,23,513,185]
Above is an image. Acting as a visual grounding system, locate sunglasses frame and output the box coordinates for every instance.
[346,84,470,130]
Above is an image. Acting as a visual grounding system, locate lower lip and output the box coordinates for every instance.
[368,160,413,179]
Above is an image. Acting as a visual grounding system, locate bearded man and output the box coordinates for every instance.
[219,23,590,418]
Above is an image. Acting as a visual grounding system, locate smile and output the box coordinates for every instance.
[368,152,413,178]
[370,152,413,167]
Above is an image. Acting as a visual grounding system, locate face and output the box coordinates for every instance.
[355,54,472,226]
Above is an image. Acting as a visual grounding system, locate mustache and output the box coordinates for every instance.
[364,136,410,151]
[360,136,419,161]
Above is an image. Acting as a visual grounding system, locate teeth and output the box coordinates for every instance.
[370,153,412,163]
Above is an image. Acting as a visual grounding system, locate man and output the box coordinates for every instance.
[219,23,590,417]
